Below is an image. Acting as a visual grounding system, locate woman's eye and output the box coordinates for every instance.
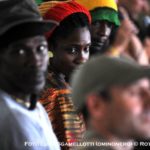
[66,47,78,54]
[71,47,77,54]
[84,46,90,53]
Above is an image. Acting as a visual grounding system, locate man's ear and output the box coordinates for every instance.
[86,93,107,120]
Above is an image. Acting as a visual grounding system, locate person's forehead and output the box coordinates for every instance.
[111,78,150,90]
[130,0,147,4]
[92,19,113,24]
[92,20,113,26]
[9,36,47,47]
[58,27,91,45]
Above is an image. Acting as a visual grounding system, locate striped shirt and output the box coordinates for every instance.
[39,66,85,150]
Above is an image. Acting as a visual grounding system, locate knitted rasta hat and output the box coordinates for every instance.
[75,0,120,26]
[38,0,61,16]
[41,0,91,39]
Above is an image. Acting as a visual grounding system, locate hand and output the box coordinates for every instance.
[128,35,149,65]
[112,18,138,54]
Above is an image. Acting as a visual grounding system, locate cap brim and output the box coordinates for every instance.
[18,19,59,34]
[86,66,150,98]
[112,66,150,86]
[131,66,150,81]
[0,19,59,48]
[32,20,59,33]
[0,19,59,36]
[91,8,120,26]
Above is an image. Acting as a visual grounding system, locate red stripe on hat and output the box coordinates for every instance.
[44,1,91,39]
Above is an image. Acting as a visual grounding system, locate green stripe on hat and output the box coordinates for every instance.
[90,8,120,26]
[35,0,43,5]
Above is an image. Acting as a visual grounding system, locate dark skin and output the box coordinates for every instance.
[90,20,113,54]
[0,36,49,102]
[50,27,91,81]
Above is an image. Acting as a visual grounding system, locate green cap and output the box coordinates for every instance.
[91,8,120,26]
[71,56,150,112]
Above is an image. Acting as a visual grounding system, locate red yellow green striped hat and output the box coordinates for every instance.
[75,0,118,11]
[38,1,62,16]
[39,0,91,39]
[75,0,120,26]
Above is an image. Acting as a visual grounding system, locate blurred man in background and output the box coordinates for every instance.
[71,56,150,150]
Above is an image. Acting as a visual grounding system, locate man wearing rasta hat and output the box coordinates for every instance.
[76,0,120,55]
[0,0,60,149]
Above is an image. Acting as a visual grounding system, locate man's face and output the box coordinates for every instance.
[90,20,113,54]
[0,36,49,94]
[105,79,150,139]
[52,27,91,77]
[128,0,149,16]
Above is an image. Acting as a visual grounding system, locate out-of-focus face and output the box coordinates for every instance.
[128,0,149,16]
[115,0,118,3]
[90,20,113,54]
[51,27,91,77]
[0,36,49,94]
[87,78,150,140]
[105,79,150,139]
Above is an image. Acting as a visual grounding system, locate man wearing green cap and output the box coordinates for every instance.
[76,0,120,55]
[71,55,150,150]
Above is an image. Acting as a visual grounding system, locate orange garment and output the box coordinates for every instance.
[39,66,85,150]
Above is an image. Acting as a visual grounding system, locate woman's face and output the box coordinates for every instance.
[51,27,91,77]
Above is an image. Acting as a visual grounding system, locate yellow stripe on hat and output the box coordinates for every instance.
[38,0,72,16]
[38,1,60,16]
[75,0,118,11]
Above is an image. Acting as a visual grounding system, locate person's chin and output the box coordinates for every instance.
[28,80,45,94]
[90,44,103,55]
[33,83,45,94]
[32,74,46,90]
[20,76,46,94]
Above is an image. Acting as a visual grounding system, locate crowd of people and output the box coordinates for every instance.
[0,0,150,150]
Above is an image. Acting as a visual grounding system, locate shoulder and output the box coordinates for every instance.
[0,100,28,149]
